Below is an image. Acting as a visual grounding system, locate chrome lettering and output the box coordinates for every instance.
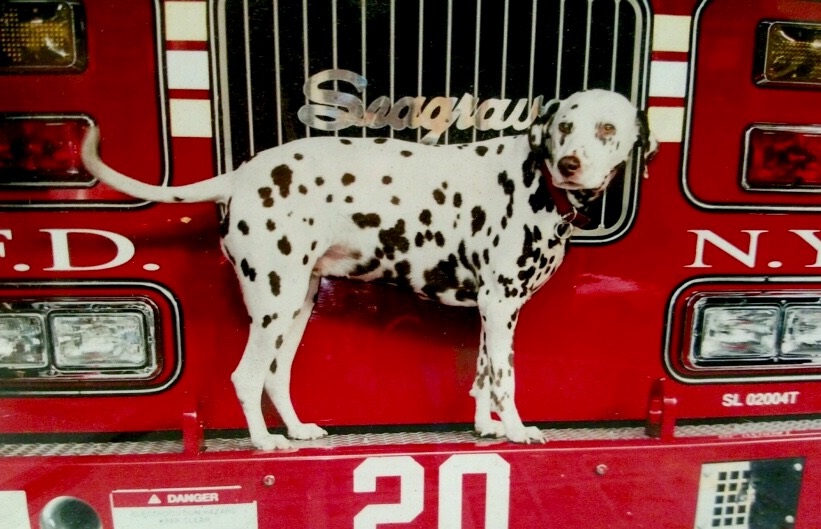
[299,69,545,143]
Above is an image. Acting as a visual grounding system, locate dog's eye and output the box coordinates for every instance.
[558,122,573,134]
[597,123,617,138]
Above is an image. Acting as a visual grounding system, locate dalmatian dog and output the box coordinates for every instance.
[82,89,656,450]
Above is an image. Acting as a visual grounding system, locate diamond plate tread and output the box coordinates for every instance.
[2,419,821,457]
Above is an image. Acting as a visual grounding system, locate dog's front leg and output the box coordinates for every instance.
[472,300,545,444]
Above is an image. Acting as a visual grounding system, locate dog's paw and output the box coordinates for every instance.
[504,425,546,444]
[251,433,293,451]
[288,423,328,440]
[474,419,506,438]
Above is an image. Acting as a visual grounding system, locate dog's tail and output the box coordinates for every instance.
[81,126,231,203]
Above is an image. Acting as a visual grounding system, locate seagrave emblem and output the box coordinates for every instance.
[298,69,551,144]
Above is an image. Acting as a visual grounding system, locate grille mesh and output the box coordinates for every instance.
[215,0,650,240]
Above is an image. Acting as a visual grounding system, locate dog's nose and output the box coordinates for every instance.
[557,156,581,178]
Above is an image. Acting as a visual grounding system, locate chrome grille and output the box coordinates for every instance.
[214,0,649,241]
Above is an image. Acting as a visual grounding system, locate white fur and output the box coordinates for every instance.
[82,90,653,450]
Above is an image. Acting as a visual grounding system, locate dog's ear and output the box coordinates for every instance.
[529,99,561,157]
[635,109,659,178]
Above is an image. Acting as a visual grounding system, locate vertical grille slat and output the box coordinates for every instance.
[216,0,649,241]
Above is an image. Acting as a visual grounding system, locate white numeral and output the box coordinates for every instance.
[353,453,511,529]
[353,456,424,529]
[439,454,510,529]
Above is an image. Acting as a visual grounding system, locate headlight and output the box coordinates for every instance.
[697,306,780,361]
[0,314,47,368]
[51,312,149,369]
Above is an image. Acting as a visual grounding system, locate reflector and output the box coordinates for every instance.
[743,125,821,191]
[756,21,821,87]
[0,1,86,71]
[0,116,93,186]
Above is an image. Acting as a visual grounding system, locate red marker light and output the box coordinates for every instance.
[743,125,821,191]
[0,116,93,186]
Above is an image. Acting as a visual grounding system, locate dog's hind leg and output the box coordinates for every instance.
[263,275,328,440]
[231,271,319,450]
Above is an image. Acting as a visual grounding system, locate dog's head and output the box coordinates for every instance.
[529,89,658,194]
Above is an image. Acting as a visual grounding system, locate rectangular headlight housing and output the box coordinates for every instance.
[756,21,821,87]
[690,295,821,368]
[0,299,158,383]
[0,1,86,72]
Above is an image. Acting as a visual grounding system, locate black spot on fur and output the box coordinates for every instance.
[345,196,354,203]
[269,358,277,372]
[352,258,380,276]
[315,176,325,186]
[266,219,276,231]
[374,138,388,144]
[275,335,283,349]
[258,187,274,208]
[379,219,409,259]
[352,212,381,228]
[240,259,256,281]
[433,189,446,204]
[268,271,281,296]
[271,165,293,198]
[294,153,304,161]
[326,194,333,203]
[497,144,505,155]
[453,193,462,208]
[419,209,432,225]
[340,139,352,145]
[471,206,486,235]
[219,200,231,237]
[173,196,184,202]
[299,185,308,194]
[498,171,515,218]
[342,173,356,186]
[415,232,425,247]
[400,150,413,157]
[382,175,392,184]
[422,254,460,301]
[394,260,411,289]
[434,231,445,247]
[278,236,292,255]
[391,196,400,205]
[475,146,488,156]
[529,172,553,214]
[238,220,249,235]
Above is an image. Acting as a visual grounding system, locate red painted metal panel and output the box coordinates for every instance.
[0,434,818,529]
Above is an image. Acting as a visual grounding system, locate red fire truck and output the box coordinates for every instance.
[1,0,821,527]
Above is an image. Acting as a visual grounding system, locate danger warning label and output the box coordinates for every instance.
[111,486,257,529]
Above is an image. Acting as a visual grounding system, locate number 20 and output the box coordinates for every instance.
[353,453,511,529]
